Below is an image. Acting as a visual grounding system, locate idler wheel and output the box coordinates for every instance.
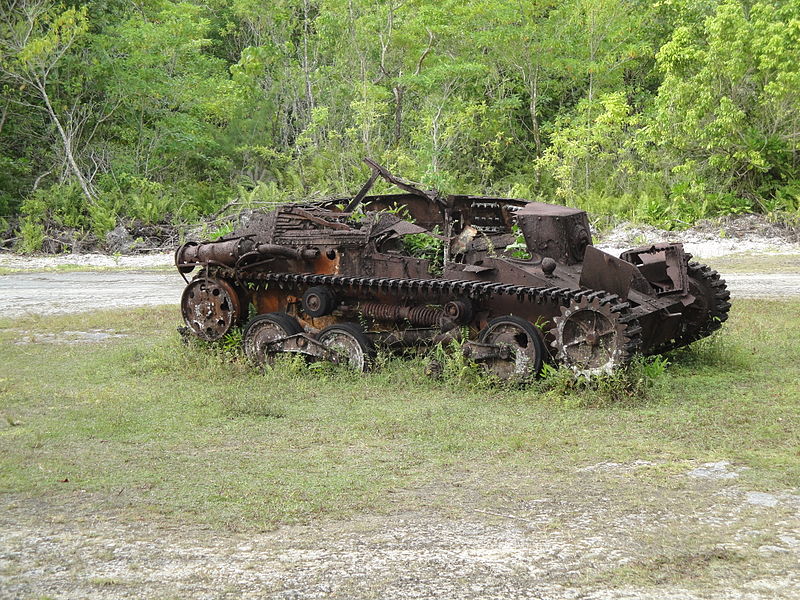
[477,315,545,381]
[682,275,712,334]
[181,277,242,341]
[682,263,731,338]
[302,286,337,317]
[243,313,304,366]
[317,322,375,372]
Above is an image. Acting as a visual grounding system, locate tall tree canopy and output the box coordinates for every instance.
[1,0,798,250]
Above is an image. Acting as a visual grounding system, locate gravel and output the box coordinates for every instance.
[3,468,799,599]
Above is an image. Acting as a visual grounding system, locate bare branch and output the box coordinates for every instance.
[414,29,434,76]
[31,168,52,193]
[0,100,8,136]
[84,99,122,146]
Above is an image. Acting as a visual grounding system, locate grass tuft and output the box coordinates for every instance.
[427,340,495,388]
[598,547,749,587]
[534,354,670,408]
[667,329,751,371]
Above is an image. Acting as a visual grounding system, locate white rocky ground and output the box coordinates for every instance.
[595,214,800,258]
[0,252,174,271]
[2,461,799,599]
[0,270,185,318]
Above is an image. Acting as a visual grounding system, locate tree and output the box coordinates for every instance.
[0,1,94,203]
[652,0,800,206]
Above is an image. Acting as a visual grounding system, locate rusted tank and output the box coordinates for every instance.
[175,159,730,379]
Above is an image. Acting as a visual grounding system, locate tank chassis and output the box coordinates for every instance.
[175,158,730,379]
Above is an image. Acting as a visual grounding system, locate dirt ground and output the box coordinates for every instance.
[2,462,800,599]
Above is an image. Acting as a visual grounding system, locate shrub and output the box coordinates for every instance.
[17,217,45,253]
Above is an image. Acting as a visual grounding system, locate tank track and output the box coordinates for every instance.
[196,266,643,368]
[688,261,732,332]
[651,261,731,354]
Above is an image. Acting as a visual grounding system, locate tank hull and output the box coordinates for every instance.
[175,159,730,379]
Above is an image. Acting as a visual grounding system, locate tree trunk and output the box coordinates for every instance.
[586,71,593,194]
[301,0,315,111]
[393,85,404,144]
[586,7,597,195]
[529,65,542,160]
[37,78,94,204]
[0,101,7,137]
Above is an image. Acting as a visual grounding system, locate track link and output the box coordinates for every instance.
[198,266,580,309]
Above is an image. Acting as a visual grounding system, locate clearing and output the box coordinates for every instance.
[1,216,799,598]
[1,297,799,599]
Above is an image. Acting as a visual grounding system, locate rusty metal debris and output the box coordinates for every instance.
[175,158,731,380]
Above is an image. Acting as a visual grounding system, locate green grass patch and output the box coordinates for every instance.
[0,263,173,276]
[704,252,800,274]
[1,300,798,531]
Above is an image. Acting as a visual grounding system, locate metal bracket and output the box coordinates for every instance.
[267,333,337,361]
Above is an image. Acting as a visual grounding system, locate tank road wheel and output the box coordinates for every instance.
[550,296,642,377]
[243,313,304,366]
[181,277,242,341]
[477,316,546,381]
[318,322,375,372]
[302,286,337,317]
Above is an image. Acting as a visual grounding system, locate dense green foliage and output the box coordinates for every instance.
[1,0,799,250]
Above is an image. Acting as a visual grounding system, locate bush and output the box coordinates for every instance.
[17,217,45,253]
[88,200,117,238]
[16,182,94,251]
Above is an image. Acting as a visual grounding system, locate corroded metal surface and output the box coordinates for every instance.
[175,159,731,379]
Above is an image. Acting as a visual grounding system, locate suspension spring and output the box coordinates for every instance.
[357,301,442,327]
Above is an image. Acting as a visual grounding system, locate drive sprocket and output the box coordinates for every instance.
[550,295,642,376]
[650,261,731,354]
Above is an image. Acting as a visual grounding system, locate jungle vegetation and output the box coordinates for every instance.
[1,0,799,251]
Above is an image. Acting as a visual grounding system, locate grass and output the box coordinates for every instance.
[704,252,800,274]
[0,263,174,276]
[0,300,798,534]
[593,548,750,587]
